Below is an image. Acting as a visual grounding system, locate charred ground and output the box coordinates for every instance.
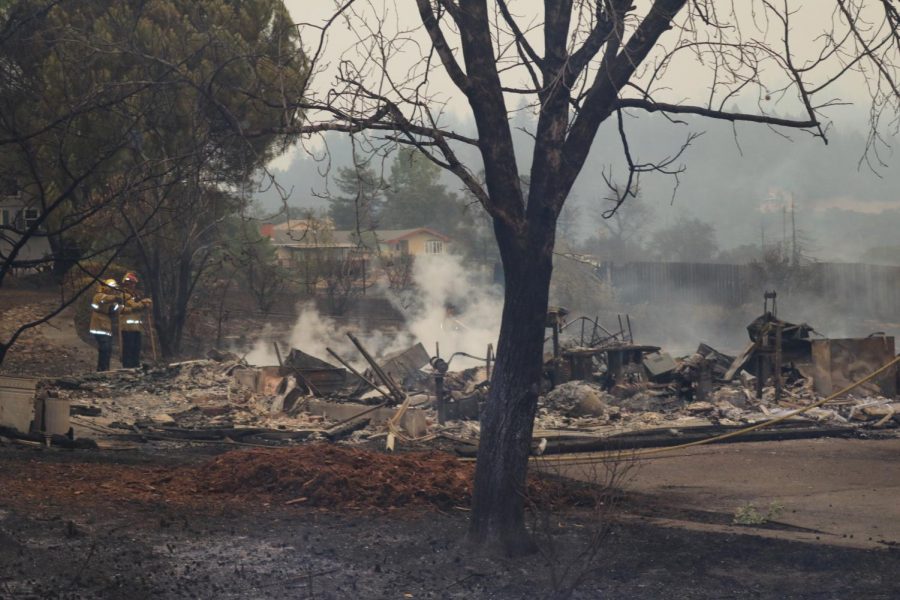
[1,442,899,600]
[3,278,900,599]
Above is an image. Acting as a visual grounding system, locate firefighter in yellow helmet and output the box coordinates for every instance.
[89,278,121,371]
[120,272,152,367]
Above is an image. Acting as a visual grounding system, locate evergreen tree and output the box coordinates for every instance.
[329,165,383,230]
[380,148,464,233]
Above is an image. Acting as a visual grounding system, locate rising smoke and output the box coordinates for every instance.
[245,254,503,368]
[392,254,503,367]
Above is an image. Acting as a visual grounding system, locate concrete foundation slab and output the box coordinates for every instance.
[304,399,428,436]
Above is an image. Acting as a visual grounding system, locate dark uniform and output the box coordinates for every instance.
[120,273,152,368]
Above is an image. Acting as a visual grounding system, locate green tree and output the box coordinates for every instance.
[581,194,654,263]
[716,243,764,264]
[1,0,306,361]
[329,164,383,230]
[221,216,289,316]
[860,245,900,265]
[104,0,306,357]
[0,0,193,364]
[381,147,465,232]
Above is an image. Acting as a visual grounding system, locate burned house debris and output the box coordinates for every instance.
[2,290,897,456]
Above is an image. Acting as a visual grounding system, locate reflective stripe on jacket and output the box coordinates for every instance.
[89,291,120,336]
[120,293,151,332]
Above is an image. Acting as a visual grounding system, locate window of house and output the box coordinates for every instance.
[395,240,409,254]
[1,209,9,226]
[23,208,39,229]
[425,240,444,254]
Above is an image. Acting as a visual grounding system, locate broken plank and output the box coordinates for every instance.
[724,341,757,382]
[324,417,371,441]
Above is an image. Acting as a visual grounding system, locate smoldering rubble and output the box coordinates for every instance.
[5,297,899,456]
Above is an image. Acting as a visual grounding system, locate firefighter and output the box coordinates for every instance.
[89,278,120,371]
[120,272,152,368]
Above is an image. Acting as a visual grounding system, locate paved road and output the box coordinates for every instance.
[563,437,900,549]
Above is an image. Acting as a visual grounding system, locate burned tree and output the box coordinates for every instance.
[256,1,898,552]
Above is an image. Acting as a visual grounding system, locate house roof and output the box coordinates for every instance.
[0,195,26,209]
[374,228,451,243]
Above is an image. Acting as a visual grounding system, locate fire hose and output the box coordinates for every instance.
[535,354,900,466]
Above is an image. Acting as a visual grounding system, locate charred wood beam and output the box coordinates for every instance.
[453,423,859,458]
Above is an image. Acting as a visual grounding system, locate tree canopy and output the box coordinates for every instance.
[650,216,719,262]
[329,164,384,230]
[380,147,468,232]
[0,0,307,361]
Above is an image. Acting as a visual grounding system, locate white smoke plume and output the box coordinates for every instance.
[393,254,502,368]
[244,253,503,369]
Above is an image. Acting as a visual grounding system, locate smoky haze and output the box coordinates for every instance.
[259,109,900,263]
[253,22,900,357]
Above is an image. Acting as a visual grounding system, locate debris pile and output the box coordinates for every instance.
[43,359,289,431]
[5,291,897,456]
[537,381,618,428]
[534,294,899,437]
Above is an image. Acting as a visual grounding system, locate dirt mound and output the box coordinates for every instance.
[0,445,601,515]
[189,444,475,510]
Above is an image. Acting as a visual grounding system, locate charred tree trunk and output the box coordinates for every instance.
[469,216,555,555]
[48,236,81,280]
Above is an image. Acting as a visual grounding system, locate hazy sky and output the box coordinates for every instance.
[285,1,876,124]
[273,1,882,170]
[269,2,899,260]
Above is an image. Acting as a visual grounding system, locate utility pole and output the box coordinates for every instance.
[781,204,787,262]
[790,198,799,266]
[760,221,766,257]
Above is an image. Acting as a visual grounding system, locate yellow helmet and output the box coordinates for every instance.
[104,278,118,289]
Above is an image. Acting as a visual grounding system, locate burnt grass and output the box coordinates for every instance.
[1,444,898,599]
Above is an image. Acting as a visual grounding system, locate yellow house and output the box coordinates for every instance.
[375,228,451,257]
[261,223,452,266]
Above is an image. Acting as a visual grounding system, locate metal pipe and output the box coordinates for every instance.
[346,333,404,403]
[435,373,446,424]
[326,347,394,403]
[273,342,283,366]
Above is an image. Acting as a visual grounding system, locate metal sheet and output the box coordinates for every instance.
[295,368,348,395]
[0,375,37,432]
[643,352,676,377]
[379,343,430,381]
[810,337,896,397]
